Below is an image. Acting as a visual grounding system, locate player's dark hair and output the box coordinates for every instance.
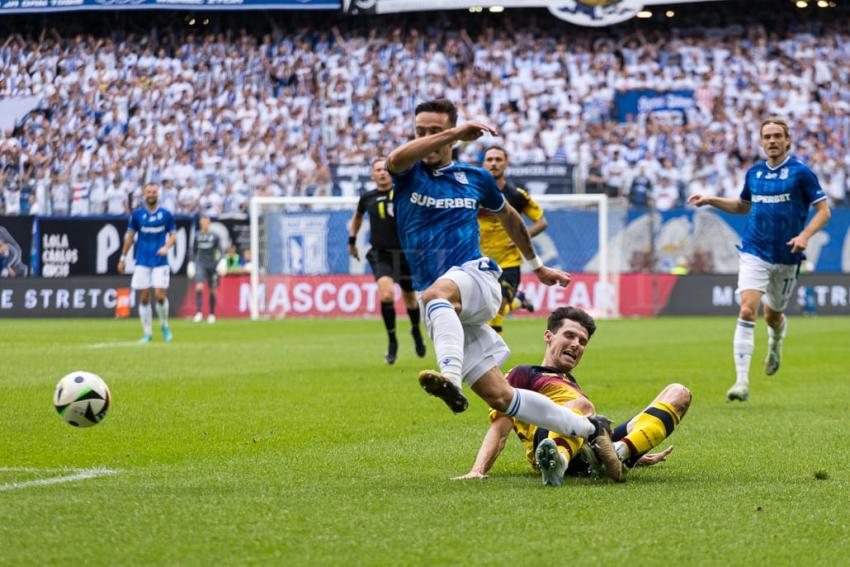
[484,145,509,160]
[547,306,596,338]
[414,99,458,126]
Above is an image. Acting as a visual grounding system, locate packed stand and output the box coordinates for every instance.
[0,5,849,216]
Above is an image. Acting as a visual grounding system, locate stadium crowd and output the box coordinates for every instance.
[0,7,849,215]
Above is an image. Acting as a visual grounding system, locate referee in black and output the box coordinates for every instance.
[349,158,426,365]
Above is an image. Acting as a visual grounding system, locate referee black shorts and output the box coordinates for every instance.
[499,266,521,303]
[366,248,414,292]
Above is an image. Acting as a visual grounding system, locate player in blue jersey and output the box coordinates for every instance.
[386,99,616,451]
[688,118,831,401]
[118,183,177,343]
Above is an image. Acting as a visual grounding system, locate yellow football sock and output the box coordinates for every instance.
[548,408,585,462]
[621,401,680,465]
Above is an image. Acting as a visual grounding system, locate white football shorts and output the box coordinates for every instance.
[425,257,509,387]
[737,252,798,311]
[131,265,171,290]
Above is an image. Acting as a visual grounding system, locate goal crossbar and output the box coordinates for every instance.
[249,193,616,320]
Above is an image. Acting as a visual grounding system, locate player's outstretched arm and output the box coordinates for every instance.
[687,194,751,215]
[386,121,498,174]
[453,415,513,480]
[495,205,570,288]
[788,199,831,254]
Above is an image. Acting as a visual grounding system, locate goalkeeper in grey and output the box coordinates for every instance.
[190,215,223,323]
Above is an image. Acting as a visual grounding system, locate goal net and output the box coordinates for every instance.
[249,194,622,320]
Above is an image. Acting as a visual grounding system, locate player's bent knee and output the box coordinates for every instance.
[421,284,460,312]
[738,305,757,321]
[664,383,692,416]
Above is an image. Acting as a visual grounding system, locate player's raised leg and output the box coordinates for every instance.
[764,309,786,376]
[471,368,600,440]
[612,383,691,470]
[420,279,467,411]
[763,264,795,376]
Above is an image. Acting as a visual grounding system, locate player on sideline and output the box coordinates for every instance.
[479,145,546,334]
[118,183,176,343]
[348,158,426,364]
[189,215,223,324]
[455,306,691,486]
[689,118,831,402]
[386,98,614,449]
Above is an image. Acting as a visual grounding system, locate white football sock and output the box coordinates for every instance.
[733,319,755,387]
[504,387,594,439]
[139,303,153,336]
[768,316,786,348]
[614,441,629,461]
[425,299,464,388]
[156,298,170,328]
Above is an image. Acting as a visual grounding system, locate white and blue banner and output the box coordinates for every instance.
[0,0,337,15]
[614,89,696,123]
[262,208,850,276]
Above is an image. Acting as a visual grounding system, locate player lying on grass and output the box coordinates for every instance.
[455,306,692,486]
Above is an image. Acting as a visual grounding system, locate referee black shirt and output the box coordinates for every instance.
[356,189,402,250]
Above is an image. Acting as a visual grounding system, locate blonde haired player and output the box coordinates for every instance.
[479,146,547,334]
[456,307,691,486]
[689,118,831,401]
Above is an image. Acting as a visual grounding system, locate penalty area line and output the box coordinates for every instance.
[0,467,119,492]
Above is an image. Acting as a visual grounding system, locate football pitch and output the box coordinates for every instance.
[2,316,848,565]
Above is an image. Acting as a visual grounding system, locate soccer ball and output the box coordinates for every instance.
[54,371,111,428]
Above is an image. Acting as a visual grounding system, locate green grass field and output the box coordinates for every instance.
[2,316,849,565]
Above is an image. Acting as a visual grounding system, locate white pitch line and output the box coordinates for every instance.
[0,467,118,492]
[86,341,142,349]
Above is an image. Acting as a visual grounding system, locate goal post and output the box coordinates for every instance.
[249,193,620,320]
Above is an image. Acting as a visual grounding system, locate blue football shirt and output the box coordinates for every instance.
[739,155,826,265]
[128,207,176,268]
[391,161,506,290]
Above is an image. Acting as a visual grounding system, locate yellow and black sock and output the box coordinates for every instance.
[614,402,680,467]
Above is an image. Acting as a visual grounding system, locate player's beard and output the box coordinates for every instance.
[145,196,158,208]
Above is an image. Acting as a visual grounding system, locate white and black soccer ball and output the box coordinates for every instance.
[54,371,111,428]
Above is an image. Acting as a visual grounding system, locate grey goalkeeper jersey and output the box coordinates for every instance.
[193,231,222,267]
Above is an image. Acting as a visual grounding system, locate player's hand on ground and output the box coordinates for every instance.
[534,266,571,288]
[452,121,499,142]
[451,471,489,481]
[156,246,169,256]
[687,194,710,207]
[787,233,809,254]
[635,445,673,467]
[348,244,360,260]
